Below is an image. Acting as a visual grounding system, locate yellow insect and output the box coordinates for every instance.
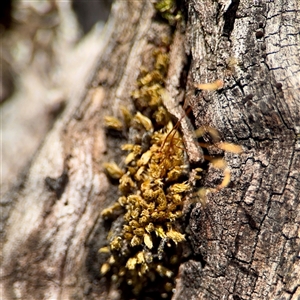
[195,79,224,91]
[194,125,243,205]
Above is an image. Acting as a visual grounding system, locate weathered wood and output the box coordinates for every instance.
[1,1,154,299]
[1,0,299,300]
[175,0,300,299]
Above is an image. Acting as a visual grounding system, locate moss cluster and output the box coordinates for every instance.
[99,0,192,297]
[99,0,244,296]
[154,0,182,25]
[101,47,192,296]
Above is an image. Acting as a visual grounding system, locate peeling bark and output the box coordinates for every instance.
[1,1,299,300]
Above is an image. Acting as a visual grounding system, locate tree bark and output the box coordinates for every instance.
[174,1,300,299]
[1,1,299,300]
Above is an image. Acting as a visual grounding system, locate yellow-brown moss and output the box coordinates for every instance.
[101,109,190,290]
[99,1,244,297]
[100,42,193,296]
[100,1,191,297]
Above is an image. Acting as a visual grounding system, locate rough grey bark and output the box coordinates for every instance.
[1,1,299,300]
[177,1,300,299]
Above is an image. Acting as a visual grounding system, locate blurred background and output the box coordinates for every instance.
[0,0,113,197]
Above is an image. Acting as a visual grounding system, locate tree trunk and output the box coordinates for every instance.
[1,1,299,300]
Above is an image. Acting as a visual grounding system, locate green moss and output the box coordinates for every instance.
[154,0,182,25]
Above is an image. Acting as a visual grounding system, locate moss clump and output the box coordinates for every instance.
[100,1,191,298]
[102,121,189,294]
[154,0,182,25]
[101,45,193,297]
[100,0,243,296]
